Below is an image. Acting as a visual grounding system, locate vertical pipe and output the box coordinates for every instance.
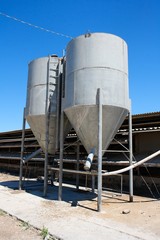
[19,107,26,190]
[129,111,133,202]
[76,141,80,190]
[55,59,61,150]
[43,56,50,197]
[92,175,95,193]
[121,175,123,195]
[58,110,64,201]
[58,56,65,201]
[97,88,102,212]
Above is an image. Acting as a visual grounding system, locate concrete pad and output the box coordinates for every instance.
[0,176,159,240]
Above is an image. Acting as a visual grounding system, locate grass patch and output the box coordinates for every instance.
[40,226,60,240]
[0,209,6,216]
[21,220,30,230]
[41,226,49,239]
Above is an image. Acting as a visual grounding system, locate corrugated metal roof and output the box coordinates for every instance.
[132,111,160,118]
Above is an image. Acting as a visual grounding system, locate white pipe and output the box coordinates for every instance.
[104,150,160,176]
[84,151,94,171]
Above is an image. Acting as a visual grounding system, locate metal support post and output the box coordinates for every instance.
[19,108,26,190]
[58,110,64,201]
[43,122,49,196]
[55,59,62,150]
[76,141,80,190]
[129,111,133,202]
[97,88,102,212]
[120,174,123,195]
[43,57,50,197]
[58,54,65,201]
[92,175,95,193]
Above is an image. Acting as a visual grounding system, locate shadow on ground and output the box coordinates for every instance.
[0,179,97,205]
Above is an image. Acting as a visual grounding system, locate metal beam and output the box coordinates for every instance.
[43,57,50,197]
[58,110,64,201]
[19,108,26,190]
[129,111,133,202]
[76,141,80,190]
[97,88,102,212]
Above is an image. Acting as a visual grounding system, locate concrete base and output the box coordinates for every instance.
[0,174,159,240]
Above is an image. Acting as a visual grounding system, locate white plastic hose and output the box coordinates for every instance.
[84,152,94,171]
[104,150,160,176]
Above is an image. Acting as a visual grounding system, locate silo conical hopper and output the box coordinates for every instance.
[64,33,131,156]
[25,55,71,154]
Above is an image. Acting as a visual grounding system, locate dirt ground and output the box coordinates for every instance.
[0,211,43,240]
[0,173,56,240]
[0,172,160,239]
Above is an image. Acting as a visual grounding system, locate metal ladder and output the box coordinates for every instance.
[43,56,61,196]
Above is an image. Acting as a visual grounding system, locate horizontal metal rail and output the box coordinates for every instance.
[0,144,39,148]
[48,166,122,178]
[48,150,160,177]
[102,150,130,153]
[0,156,45,161]
[0,137,36,143]
[48,167,97,176]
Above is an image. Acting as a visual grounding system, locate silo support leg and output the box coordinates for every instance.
[76,141,80,190]
[129,111,133,202]
[19,108,26,190]
[92,175,95,193]
[43,59,50,197]
[58,111,64,201]
[43,149,49,197]
[44,110,50,197]
[97,88,102,212]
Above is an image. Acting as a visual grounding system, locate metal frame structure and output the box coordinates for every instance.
[19,99,160,211]
[19,108,43,190]
[19,52,134,212]
[56,88,133,212]
[7,111,159,194]
[19,87,133,212]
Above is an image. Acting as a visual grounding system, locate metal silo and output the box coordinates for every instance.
[20,33,134,210]
[25,55,70,154]
[64,33,131,156]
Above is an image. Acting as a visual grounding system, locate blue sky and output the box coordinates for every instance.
[0,0,160,132]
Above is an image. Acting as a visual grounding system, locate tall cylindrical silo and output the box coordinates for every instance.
[25,55,70,154]
[64,33,131,156]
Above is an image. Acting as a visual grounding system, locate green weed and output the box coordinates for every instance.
[41,226,49,239]
[21,220,30,230]
[0,209,5,216]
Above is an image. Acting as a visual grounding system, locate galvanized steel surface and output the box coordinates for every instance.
[25,33,131,156]
[64,33,131,155]
[26,56,60,154]
[64,33,130,109]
